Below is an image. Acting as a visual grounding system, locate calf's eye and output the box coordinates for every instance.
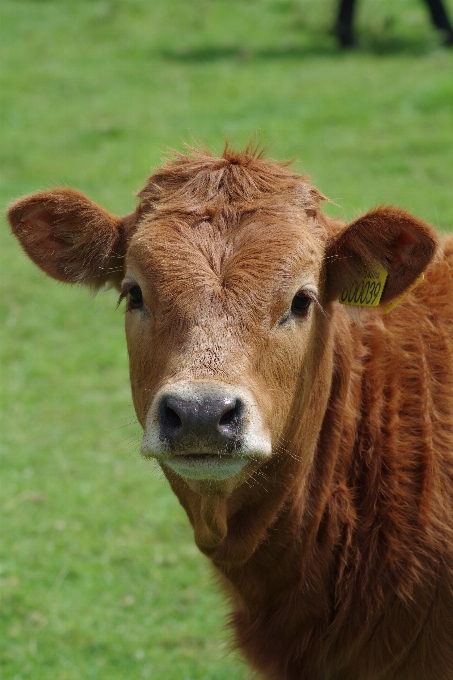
[291,291,312,317]
[128,285,143,309]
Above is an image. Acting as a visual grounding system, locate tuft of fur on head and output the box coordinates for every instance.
[136,142,328,224]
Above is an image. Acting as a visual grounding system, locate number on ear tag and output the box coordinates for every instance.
[339,262,388,308]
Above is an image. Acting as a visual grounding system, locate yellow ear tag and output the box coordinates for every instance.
[339,262,388,308]
[381,274,425,315]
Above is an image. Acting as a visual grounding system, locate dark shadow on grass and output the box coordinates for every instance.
[360,30,442,55]
[159,43,337,62]
[159,35,443,62]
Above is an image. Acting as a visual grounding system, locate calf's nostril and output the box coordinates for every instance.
[218,399,243,436]
[162,403,183,435]
[219,403,240,426]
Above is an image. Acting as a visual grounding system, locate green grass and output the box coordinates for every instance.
[1,1,452,678]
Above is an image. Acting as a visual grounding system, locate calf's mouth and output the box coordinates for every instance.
[161,451,250,481]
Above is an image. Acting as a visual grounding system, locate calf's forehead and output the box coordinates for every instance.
[126,207,326,300]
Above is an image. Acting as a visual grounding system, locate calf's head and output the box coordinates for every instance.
[8,146,437,553]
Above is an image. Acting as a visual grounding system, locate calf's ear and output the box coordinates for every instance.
[7,188,135,289]
[325,206,438,305]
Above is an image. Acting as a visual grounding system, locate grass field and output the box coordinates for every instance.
[1,1,452,678]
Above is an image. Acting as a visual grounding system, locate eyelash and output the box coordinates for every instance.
[279,290,325,324]
[117,284,143,311]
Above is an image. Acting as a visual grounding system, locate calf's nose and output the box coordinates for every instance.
[158,392,244,449]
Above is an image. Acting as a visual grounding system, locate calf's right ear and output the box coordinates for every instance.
[324,206,438,306]
[7,188,136,289]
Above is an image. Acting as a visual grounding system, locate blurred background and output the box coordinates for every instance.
[1,1,452,678]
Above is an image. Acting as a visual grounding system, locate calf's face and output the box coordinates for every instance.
[7,149,438,509]
[124,205,327,496]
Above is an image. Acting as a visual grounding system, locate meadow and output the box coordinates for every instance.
[1,0,452,678]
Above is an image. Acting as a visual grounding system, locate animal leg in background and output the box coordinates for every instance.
[333,0,453,47]
[424,0,453,44]
[334,0,356,49]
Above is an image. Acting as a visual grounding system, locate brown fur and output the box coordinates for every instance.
[7,144,453,679]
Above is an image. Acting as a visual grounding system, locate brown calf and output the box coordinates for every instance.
[8,145,453,680]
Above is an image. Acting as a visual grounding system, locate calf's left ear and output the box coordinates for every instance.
[7,188,136,289]
[325,206,439,304]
